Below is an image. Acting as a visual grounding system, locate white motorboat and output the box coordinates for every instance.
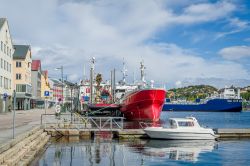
[144,117,217,140]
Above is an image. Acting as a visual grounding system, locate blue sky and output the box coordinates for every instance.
[0,0,250,88]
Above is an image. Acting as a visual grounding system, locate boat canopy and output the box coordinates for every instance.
[169,117,201,128]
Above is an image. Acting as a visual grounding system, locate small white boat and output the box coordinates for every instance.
[144,117,217,140]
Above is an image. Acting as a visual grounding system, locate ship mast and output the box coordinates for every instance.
[83,64,86,82]
[140,61,146,83]
[90,57,95,104]
[122,59,127,85]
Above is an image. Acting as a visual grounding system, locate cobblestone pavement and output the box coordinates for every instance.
[0,108,55,146]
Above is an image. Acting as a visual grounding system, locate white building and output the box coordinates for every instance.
[0,18,14,113]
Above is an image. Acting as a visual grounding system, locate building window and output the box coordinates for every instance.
[4,44,6,53]
[4,60,6,70]
[16,84,26,92]
[9,64,11,72]
[6,62,8,71]
[0,76,2,87]
[4,77,8,89]
[9,79,11,89]
[7,46,9,56]
[16,73,21,80]
[16,61,22,67]
[10,49,11,57]
[0,59,2,68]
[0,41,2,51]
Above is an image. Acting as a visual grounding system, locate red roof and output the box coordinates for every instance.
[32,60,41,71]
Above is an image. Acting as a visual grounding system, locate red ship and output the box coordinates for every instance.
[119,61,166,121]
[120,88,166,121]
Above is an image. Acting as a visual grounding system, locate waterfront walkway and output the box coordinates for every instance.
[0,108,54,147]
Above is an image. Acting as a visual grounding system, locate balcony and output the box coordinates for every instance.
[16,84,32,97]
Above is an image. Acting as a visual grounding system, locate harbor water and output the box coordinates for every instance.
[33,111,250,166]
[161,111,250,128]
[33,137,250,166]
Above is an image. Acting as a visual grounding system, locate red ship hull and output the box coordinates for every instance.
[120,89,166,121]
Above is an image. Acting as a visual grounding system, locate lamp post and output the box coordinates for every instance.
[55,66,64,104]
[13,90,16,139]
[70,83,78,123]
[70,85,73,122]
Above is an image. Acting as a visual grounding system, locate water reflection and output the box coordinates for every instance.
[141,140,217,162]
[33,136,217,166]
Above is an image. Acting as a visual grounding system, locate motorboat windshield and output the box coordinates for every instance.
[169,117,201,128]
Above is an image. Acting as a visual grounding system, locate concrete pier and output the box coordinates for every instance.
[114,129,148,139]
[43,127,250,139]
[214,128,250,139]
[115,129,250,139]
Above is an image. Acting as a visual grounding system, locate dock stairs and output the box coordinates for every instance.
[0,127,50,166]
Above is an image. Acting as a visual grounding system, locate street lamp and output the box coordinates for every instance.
[55,66,64,104]
[70,83,78,122]
[13,90,16,139]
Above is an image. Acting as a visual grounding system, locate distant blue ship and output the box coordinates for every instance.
[163,87,242,112]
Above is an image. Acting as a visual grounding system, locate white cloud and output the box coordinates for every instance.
[165,1,236,25]
[245,38,250,42]
[215,18,249,39]
[218,46,250,60]
[0,0,249,87]
[175,81,182,88]
[229,18,249,29]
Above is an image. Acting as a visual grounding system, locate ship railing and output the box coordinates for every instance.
[86,103,120,115]
[165,102,205,105]
[139,122,155,129]
[41,113,124,131]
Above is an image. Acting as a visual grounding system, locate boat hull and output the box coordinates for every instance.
[144,127,216,140]
[120,89,166,121]
[163,99,242,112]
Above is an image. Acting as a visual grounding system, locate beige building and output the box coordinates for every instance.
[0,18,14,113]
[13,45,32,110]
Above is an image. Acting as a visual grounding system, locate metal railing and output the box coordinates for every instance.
[41,113,124,131]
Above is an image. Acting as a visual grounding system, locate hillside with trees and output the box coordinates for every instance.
[166,85,218,101]
[240,86,250,101]
[167,85,250,102]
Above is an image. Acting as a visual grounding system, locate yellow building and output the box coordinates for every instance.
[13,45,32,110]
